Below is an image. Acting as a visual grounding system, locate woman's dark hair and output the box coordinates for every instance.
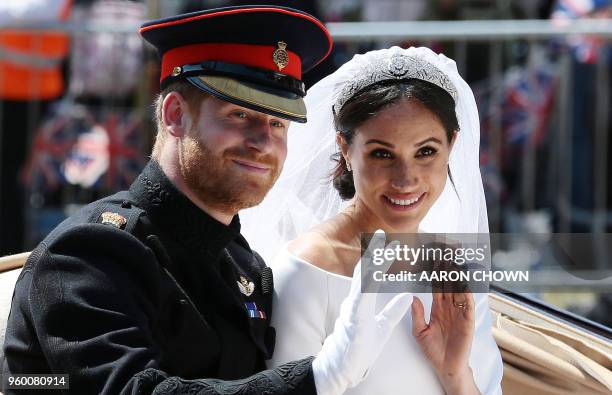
[331,78,459,200]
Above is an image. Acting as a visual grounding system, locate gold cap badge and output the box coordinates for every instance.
[272,41,289,71]
[171,66,182,77]
[237,275,255,297]
[100,212,127,229]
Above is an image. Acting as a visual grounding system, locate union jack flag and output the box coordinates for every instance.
[101,111,145,190]
[475,63,559,167]
[474,61,559,203]
[22,102,146,193]
[22,103,92,191]
[551,0,612,64]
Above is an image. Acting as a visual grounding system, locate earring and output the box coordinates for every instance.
[346,161,352,172]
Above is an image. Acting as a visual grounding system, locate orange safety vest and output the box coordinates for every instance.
[0,0,72,100]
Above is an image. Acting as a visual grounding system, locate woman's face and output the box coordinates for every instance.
[341,99,455,232]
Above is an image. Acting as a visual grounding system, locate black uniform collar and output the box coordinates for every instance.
[129,160,240,260]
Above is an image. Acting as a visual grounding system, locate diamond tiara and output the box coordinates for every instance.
[333,52,458,114]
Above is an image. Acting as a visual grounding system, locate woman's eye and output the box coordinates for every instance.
[370,149,393,159]
[417,147,437,157]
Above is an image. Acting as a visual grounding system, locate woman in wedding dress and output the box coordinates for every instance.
[241,46,503,394]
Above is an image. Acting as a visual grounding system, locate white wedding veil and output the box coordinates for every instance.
[241,46,489,264]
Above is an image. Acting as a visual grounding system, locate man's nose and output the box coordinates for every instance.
[245,119,274,154]
[391,160,418,190]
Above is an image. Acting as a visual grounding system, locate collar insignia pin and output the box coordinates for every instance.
[238,275,255,297]
[100,212,127,229]
[273,41,289,71]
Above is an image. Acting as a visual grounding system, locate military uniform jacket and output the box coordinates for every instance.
[2,160,317,394]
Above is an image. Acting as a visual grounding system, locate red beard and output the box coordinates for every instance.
[179,135,281,215]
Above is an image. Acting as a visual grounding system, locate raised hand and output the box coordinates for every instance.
[411,285,481,395]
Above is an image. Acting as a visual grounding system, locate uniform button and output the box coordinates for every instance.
[178,299,188,305]
[121,200,131,208]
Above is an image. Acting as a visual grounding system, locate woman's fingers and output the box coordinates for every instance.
[431,259,444,307]
[376,293,413,336]
[451,289,475,324]
[361,229,399,293]
[352,229,408,320]
[462,289,476,319]
[451,291,467,309]
[432,288,443,307]
[411,296,428,336]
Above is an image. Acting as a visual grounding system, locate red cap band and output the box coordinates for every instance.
[161,43,302,83]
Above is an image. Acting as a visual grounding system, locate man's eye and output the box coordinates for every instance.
[270,120,285,128]
[232,111,247,119]
[417,147,437,157]
[370,149,393,159]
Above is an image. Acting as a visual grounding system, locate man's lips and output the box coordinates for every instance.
[232,159,272,174]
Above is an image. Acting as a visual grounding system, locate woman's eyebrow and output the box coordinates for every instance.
[415,137,442,147]
[365,139,394,148]
[364,137,443,147]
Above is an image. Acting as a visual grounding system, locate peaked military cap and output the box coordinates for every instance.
[139,5,333,123]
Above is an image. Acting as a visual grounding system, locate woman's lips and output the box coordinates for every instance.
[232,159,271,174]
[382,192,426,211]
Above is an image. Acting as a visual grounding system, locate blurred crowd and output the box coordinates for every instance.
[0,0,610,324]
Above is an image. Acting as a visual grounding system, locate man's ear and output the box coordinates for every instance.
[162,91,191,138]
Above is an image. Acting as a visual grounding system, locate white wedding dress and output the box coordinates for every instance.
[267,246,504,395]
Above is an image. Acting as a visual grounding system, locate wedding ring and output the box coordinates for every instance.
[453,301,467,309]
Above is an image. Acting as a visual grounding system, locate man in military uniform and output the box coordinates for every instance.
[2,6,412,395]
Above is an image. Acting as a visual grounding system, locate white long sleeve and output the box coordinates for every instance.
[268,248,331,367]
